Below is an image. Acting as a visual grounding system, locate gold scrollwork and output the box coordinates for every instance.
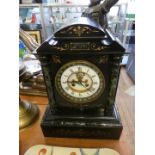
[51,42,108,52]
[55,47,66,51]
[112,62,120,66]
[95,46,107,51]
[99,56,109,64]
[52,56,61,63]
[63,43,69,49]
[60,26,99,37]
[70,42,90,50]
[90,43,97,49]
[90,43,108,51]
[113,56,121,60]
[51,43,68,51]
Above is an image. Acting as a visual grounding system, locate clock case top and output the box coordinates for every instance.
[37,17,125,114]
[37,17,124,55]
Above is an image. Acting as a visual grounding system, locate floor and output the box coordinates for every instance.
[116,67,135,155]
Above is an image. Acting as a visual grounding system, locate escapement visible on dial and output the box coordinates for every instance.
[55,60,105,104]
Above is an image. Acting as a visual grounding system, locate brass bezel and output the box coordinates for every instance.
[55,60,105,104]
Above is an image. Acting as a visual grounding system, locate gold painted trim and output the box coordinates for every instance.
[52,55,61,63]
[51,42,108,52]
[70,42,90,50]
[60,26,99,37]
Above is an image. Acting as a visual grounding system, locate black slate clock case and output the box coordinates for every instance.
[37,17,125,139]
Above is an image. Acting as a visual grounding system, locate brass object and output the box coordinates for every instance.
[19,99,39,130]
[19,62,39,130]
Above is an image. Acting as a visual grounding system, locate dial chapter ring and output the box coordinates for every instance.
[55,60,105,104]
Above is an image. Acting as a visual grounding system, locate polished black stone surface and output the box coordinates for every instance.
[41,105,123,139]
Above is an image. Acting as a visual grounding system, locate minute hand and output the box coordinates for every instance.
[79,81,92,92]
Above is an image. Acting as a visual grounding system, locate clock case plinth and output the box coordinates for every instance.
[41,105,122,139]
[37,17,125,139]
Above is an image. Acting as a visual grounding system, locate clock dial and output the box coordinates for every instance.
[55,60,105,104]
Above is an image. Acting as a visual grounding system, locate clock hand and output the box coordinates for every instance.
[67,80,84,87]
[67,80,78,83]
[67,80,86,83]
[79,81,92,92]
[67,80,86,85]
[79,81,86,87]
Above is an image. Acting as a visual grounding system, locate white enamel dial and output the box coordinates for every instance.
[55,60,105,104]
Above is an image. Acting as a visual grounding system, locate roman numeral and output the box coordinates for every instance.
[93,82,98,85]
[69,69,74,73]
[90,87,95,92]
[65,87,69,91]
[91,75,96,78]
[79,93,82,97]
[87,92,90,95]
[64,75,69,78]
[71,91,74,95]
[78,67,82,72]
[62,81,67,84]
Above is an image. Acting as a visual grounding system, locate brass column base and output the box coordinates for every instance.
[19,100,39,130]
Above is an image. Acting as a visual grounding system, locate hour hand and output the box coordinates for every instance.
[79,81,86,88]
[67,80,79,84]
[79,81,93,92]
[67,80,81,87]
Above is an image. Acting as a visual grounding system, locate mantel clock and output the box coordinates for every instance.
[37,17,125,139]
